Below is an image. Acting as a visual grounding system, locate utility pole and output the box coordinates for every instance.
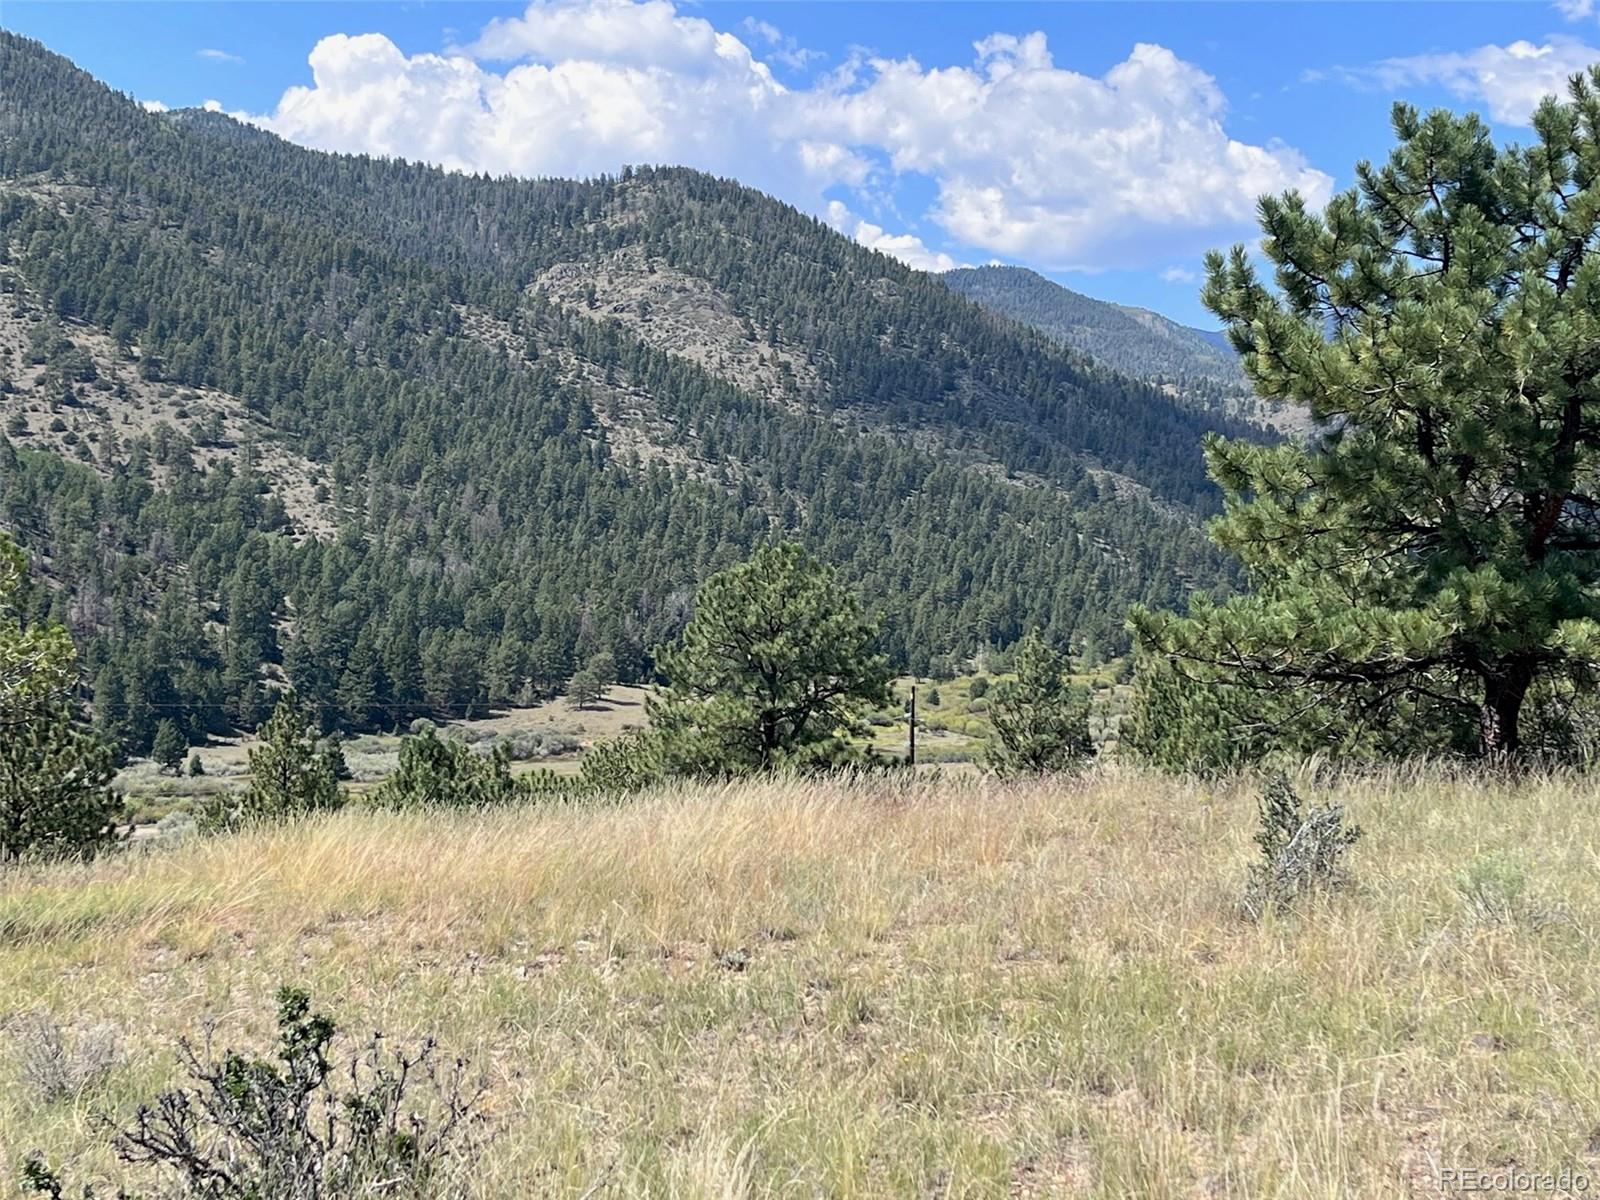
[907,684,916,768]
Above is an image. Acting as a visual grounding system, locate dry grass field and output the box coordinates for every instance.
[3,766,1598,1197]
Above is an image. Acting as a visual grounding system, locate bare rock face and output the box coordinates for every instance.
[534,246,825,410]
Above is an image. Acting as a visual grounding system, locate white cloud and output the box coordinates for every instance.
[1554,0,1595,21]
[252,24,795,190]
[799,38,1330,268]
[740,17,821,71]
[797,140,872,186]
[198,48,245,64]
[140,99,169,113]
[238,1,1330,272]
[202,99,223,113]
[1160,266,1198,283]
[1370,38,1600,124]
[825,201,961,272]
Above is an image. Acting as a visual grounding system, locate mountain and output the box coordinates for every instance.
[0,33,1250,751]
[942,265,1248,394]
[159,105,282,146]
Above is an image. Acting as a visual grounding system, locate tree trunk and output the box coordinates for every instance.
[1478,659,1533,759]
[758,710,779,767]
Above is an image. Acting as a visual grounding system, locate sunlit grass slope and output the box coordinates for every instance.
[3,767,1598,1196]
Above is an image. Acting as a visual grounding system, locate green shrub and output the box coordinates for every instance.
[21,987,488,1200]
[372,727,520,809]
[1242,775,1362,918]
[1453,851,1532,924]
[204,694,342,831]
[577,730,667,795]
[984,631,1092,778]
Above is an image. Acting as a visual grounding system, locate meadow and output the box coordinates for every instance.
[113,670,1132,828]
[3,766,1596,1197]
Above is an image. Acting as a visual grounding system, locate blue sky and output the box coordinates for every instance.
[7,1,1600,326]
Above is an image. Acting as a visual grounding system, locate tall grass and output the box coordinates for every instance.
[3,766,1597,1196]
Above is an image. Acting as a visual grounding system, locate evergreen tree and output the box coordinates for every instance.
[650,542,891,773]
[568,669,605,710]
[984,631,1092,777]
[1123,647,1286,775]
[151,719,187,775]
[584,650,617,688]
[222,693,342,826]
[372,727,518,809]
[0,534,122,858]
[1132,70,1600,759]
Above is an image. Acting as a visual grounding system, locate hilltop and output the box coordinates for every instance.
[943,266,1244,390]
[943,265,1309,433]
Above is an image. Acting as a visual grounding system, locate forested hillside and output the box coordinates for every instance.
[0,32,1251,751]
[942,265,1264,415]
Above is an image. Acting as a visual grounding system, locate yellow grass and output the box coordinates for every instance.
[3,766,1599,1196]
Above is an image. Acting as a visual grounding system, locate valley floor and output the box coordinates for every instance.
[2,767,1597,1197]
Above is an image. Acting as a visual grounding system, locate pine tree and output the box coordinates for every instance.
[372,727,518,809]
[567,668,605,710]
[151,719,187,775]
[0,534,122,859]
[584,650,617,688]
[650,542,891,773]
[221,693,342,827]
[1132,70,1600,760]
[984,631,1092,777]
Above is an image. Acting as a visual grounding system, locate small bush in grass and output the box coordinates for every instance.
[1454,850,1533,924]
[1242,774,1362,919]
[22,987,487,1200]
[153,811,198,845]
[15,1013,122,1104]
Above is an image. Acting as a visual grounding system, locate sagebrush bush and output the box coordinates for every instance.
[1453,850,1533,924]
[1242,774,1362,918]
[490,729,581,761]
[15,1013,122,1104]
[22,987,488,1200]
[153,811,197,845]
